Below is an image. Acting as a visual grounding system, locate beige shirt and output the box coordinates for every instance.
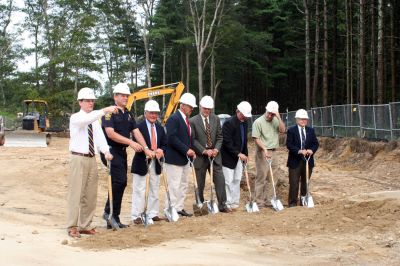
[251,114,280,149]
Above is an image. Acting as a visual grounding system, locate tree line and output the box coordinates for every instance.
[0,0,398,119]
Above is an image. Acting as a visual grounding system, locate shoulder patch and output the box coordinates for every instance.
[105,113,112,120]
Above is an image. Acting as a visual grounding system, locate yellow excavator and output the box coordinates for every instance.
[3,100,51,147]
[127,81,185,124]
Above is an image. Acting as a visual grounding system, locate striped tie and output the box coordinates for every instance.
[88,124,94,156]
[205,117,212,148]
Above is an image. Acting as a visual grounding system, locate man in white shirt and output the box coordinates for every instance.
[67,87,117,238]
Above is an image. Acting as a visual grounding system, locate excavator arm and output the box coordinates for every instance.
[127,81,185,125]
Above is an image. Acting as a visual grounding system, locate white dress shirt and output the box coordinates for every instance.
[69,109,110,154]
[178,109,191,135]
[297,125,306,148]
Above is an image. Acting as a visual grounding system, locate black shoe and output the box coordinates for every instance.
[117,222,129,228]
[178,209,193,217]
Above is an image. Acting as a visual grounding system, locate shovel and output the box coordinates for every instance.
[158,157,179,222]
[141,159,154,227]
[243,162,259,213]
[106,161,120,230]
[188,156,209,217]
[206,157,219,214]
[301,156,314,208]
[266,159,284,211]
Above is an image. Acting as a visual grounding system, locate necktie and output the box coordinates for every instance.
[151,124,157,151]
[301,127,306,150]
[185,116,191,136]
[88,124,94,156]
[205,117,212,148]
[240,123,245,152]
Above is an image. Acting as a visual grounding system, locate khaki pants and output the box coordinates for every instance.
[254,149,277,207]
[67,154,98,230]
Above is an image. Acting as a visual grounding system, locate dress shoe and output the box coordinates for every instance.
[289,203,297,208]
[79,228,96,235]
[178,209,193,217]
[151,216,166,222]
[68,227,81,238]
[220,207,233,213]
[133,217,143,225]
[117,222,129,228]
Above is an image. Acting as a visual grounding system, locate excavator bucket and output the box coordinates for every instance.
[4,130,50,148]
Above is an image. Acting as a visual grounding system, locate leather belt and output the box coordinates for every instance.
[71,151,94,158]
[267,148,276,151]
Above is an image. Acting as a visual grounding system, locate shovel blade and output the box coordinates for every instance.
[108,215,120,231]
[193,203,209,216]
[301,195,315,208]
[271,198,284,211]
[207,201,219,214]
[164,206,179,222]
[245,201,260,213]
[141,212,154,227]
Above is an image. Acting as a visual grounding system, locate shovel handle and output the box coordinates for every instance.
[243,162,253,200]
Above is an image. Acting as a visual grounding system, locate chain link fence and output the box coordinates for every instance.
[276,102,400,141]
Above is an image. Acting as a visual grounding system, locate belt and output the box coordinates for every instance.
[267,148,276,151]
[71,151,95,158]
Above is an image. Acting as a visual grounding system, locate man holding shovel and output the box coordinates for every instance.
[190,96,231,213]
[67,87,117,238]
[131,100,167,225]
[221,101,252,210]
[164,93,197,217]
[101,83,153,229]
[251,101,285,209]
[286,109,319,207]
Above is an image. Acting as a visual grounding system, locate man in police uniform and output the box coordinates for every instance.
[102,82,153,228]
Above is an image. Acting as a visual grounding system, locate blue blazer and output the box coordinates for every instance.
[221,115,249,169]
[131,120,167,175]
[165,111,193,166]
[286,125,319,168]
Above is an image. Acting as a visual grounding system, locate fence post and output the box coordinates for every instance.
[358,104,363,138]
[286,108,289,129]
[373,105,377,138]
[388,103,394,141]
[330,105,335,137]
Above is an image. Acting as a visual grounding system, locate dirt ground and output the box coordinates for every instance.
[1,136,400,265]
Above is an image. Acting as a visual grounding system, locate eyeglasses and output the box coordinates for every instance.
[82,99,95,103]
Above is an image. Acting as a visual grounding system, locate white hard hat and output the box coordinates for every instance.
[237,101,252,118]
[113,83,130,95]
[144,100,160,112]
[266,101,279,113]
[295,109,309,119]
[77,87,97,100]
[199,95,214,109]
[179,92,197,107]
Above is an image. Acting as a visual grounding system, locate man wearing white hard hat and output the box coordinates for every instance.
[67,87,117,238]
[252,100,285,208]
[286,109,319,207]
[131,100,168,224]
[190,96,230,213]
[101,82,153,228]
[164,92,197,217]
[221,101,252,210]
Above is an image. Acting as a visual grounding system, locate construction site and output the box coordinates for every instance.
[0,135,399,265]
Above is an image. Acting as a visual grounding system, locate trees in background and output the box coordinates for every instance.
[0,0,399,119]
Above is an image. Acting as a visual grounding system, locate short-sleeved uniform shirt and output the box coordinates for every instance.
[252,115,279,149]
[102,107,136,148]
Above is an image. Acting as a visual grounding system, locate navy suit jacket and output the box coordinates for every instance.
[131,120,167,175]
[221,115,248,169]
[165,111,193,166]
[286,125,319,168]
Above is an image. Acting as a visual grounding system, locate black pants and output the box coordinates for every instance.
[288,161,313,207]
[195,159,227,211]
[104,147,127,221]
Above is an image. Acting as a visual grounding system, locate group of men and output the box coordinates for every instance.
[66,84,319,238]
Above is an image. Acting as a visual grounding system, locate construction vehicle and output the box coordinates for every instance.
[4,100,51,147]
[127,81,185,124]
